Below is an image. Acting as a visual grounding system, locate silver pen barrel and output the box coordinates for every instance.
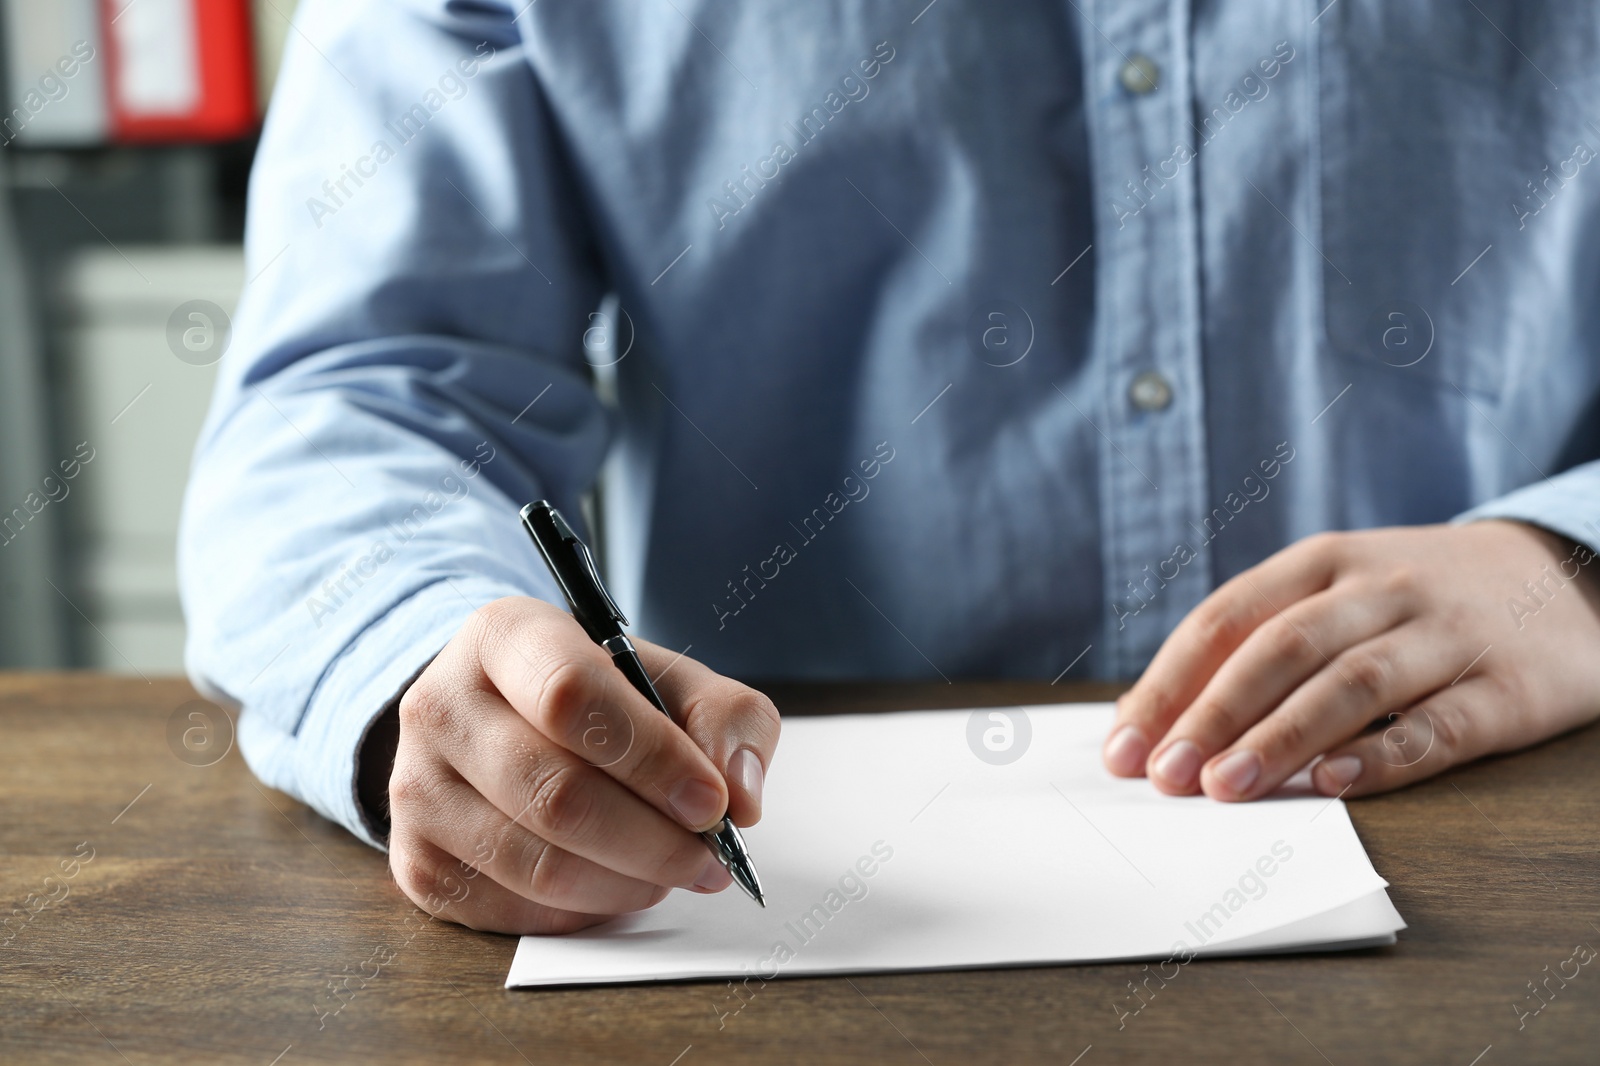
[701,818,765,906]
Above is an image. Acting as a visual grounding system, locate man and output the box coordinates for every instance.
[180,0,1600,934]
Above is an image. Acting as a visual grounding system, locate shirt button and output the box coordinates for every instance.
[1119,54,1160,95]
[1128,370,1173,411]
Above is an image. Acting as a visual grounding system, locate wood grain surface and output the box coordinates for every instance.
[1,673,1596,1065]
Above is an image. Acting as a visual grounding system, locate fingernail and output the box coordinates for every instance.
[1317,755,1362,792]
[1104,725,1149,776]
[693,854,732,892]
[1152,740,1202,789]
[1211,749,1262,797]
[668,778,724,830]
[729,748,764,813]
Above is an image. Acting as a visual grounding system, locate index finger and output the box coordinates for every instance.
[635,639,780,828]
[467,599,734,833]
[1104,533,1342,777]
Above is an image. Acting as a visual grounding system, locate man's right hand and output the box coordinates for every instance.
[387,596,779,934]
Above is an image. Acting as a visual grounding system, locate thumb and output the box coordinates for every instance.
[632,640,781,826]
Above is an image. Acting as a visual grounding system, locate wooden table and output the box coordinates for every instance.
[2,673,1596,1065]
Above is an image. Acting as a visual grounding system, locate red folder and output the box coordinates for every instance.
[98,0,256,142]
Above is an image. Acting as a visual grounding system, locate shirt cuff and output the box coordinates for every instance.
[1451,460,1600,554]
[293,575,527,850]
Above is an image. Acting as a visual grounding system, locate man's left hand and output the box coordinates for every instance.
[1102,521,1600,799]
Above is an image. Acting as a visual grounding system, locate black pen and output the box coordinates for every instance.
[520,500,765,907]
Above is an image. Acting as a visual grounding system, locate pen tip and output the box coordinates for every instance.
[732,867,764,908]
[703,819,765,907]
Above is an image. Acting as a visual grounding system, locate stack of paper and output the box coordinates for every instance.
[507,704,1404,987]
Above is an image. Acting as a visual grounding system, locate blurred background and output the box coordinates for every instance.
[1,0,294,673]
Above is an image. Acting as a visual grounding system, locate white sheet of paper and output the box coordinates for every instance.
[507,704,1404,987]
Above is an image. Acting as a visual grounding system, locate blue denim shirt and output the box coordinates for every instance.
[179,0,1600,846]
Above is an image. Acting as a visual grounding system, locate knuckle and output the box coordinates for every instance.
[1302,530,1346,563]
[390,844,442,907]
[465,597,536,671]
[1484,666,1530,719]
[478,817,520,875]
[1191,600,1246,651]
[525,762,594,842]
[506,832,546,894]
[1339,646,1392,701]
[387,764,439,815]
[489,818,539,879]
[398,682,450,734]
[1423,698,1471,759]
[1262,616,1311,663]
[1190,695,1243,734]
[1448,608,1482,644]
[503,742,551,816]
[1129,684,1177,726]
[734,689,782,736]
[1380,565,1421,604]
[526,840,579,903]
[462,599,507,652]
[471,595,522,637]
[685,686,782,757]
[1269,712,1313,757]
[537,659,599,737]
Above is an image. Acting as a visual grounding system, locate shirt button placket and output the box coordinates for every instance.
[1085,0,1211,678]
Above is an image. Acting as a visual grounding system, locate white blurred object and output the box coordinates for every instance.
[110,0,200,117]
[57,246,243,673]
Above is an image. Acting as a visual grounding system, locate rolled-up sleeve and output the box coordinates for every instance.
[178,0,609,848]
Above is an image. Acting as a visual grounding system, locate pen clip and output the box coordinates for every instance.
[550,507,629,627]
